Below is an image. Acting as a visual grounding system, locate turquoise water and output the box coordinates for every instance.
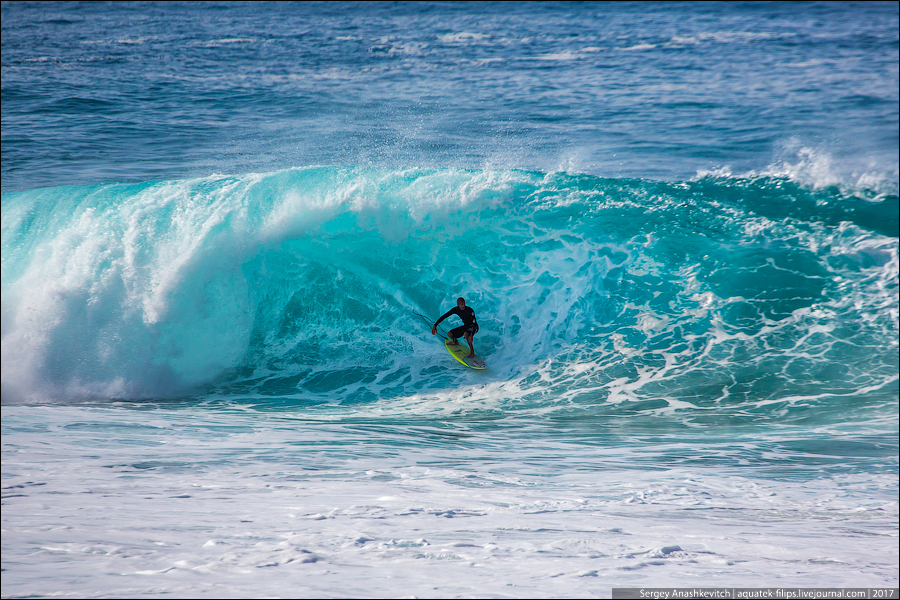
[2,2,898,597]
[3,168,897,426]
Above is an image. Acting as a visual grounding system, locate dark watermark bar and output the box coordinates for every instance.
[611,589,899,600]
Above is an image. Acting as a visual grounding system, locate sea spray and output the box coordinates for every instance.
[2,167,896,431]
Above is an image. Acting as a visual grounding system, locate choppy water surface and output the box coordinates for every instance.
[2,2,897,597]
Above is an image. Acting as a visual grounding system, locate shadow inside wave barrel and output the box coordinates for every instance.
[1,167,896,428]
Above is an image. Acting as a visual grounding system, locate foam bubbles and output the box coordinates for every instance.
[696,141,899,199]
[2,167,897,428]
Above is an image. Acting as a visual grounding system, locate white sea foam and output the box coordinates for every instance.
[2,3,897,597]
[438,32,490,45]
[2,405,896,597]
[695,142,899,197]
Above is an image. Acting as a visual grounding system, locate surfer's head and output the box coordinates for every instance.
[457,297,466,309]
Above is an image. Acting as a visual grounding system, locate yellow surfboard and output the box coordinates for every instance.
[445,339,487,370]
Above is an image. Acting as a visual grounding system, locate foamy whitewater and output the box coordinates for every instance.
[2,2,898,598]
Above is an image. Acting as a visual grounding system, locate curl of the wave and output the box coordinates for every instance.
[2,166,897,427]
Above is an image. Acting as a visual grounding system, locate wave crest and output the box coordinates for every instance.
[2,167,897,427]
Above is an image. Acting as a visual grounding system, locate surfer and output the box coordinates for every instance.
[432,297,479,359]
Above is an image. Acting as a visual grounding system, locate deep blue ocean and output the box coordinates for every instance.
[2,2,898,597]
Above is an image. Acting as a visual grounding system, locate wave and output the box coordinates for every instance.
[1,167,897,427]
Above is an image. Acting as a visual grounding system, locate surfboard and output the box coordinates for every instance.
[445,339,487,370]
[413,311,487,370]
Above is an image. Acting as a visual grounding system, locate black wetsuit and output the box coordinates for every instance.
[436,305,479,340]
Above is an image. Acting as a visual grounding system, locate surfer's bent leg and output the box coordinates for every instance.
[448,325,466,345]
[463,322,477,358]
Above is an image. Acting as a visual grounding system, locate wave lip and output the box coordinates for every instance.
[1,166,897,430]
[695,142,900,201]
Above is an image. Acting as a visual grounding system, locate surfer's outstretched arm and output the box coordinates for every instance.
[432,308,457,337]
[432,298,473,346]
